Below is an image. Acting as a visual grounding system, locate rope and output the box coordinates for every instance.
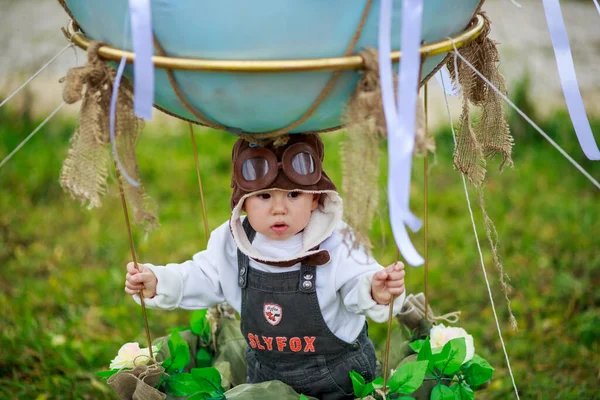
[114,162,154,361]
[423,84,430,321]
[449,41,600,190]
[188,123,210,244]
[0,44,73,109]
[0,102,65,169]
[381,53,431,398]
[57,0,81,31]
[431,311,461,324]
[441,73,520,400]
[381,247,401,399]
[153,37,228,132]
[155,0,373,142]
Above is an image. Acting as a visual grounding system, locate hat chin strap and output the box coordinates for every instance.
[229,190,343,267]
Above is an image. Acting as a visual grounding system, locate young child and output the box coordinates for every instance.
[125,134,406,400]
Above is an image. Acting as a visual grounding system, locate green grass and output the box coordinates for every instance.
[0,97,599,399]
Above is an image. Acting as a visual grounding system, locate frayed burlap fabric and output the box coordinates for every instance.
[340,49,433,250]
[447,12,513,185]
[447,15,518,330]
[340,50,384,250]
[60,41,159,232]
[107,365,166,400]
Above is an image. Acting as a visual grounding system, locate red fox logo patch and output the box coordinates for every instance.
[264,303,282,326]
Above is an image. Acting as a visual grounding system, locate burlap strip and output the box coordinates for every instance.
[60,41,159,232]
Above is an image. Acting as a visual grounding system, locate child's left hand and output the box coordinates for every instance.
[371,262,405,305]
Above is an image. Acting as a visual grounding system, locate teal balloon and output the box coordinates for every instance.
[64,0,482,133]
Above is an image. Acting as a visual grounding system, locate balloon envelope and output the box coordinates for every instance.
[64,0,482,133]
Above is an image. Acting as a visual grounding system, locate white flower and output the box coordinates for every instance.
[429,324,474,364]
[109,342,158,370]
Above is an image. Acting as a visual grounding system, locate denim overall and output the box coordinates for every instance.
[238,219,377,399]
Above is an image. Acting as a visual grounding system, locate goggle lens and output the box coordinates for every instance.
[242,157,269,181]
[290,152,315,175]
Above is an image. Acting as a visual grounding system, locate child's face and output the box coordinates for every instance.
[244,190,320,241]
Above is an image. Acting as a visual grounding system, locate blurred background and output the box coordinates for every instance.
[1,0,599,398]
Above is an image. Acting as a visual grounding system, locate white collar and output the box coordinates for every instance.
[253,232,304,258]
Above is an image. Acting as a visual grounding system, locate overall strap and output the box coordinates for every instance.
[237,218,256,288]
[299,264,317,293]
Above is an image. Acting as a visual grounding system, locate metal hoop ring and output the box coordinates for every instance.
[62,14,484,73]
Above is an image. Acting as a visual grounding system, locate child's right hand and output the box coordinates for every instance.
[125,262,158,298]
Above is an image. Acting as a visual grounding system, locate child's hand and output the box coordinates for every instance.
[371,262,405,305]
[125,262,158,298]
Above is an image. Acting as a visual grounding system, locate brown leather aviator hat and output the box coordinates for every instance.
[230,134,337,209]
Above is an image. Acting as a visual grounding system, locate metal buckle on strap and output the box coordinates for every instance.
[299,264,316,293]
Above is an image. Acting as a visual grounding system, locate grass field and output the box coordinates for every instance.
[1,90,599,399]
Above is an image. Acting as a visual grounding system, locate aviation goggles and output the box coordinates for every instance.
[233,142,322,191]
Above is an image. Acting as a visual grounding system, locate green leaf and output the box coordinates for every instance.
[362,382,375,397]
[191,367,222,391]
[371,376,383,390]
[165,373,203,396]
[190,309,211,340]
[417,337,435,373]
[388,360,428,394]
[164,330,191,373]
[436,337,467,375]
[349,370,365,396]
[431,344,451,373]
[397,397,415,400]
[348,371,377,397]
[95,369,120,380]
[461,354,494,388]
[299,395,308,400]
[430,384,454,400]
[196,346,213,368]
[409,339,426,354]
[451,382,475,400]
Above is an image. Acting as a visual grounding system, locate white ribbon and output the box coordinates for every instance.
[436,66,461,96]
[594,0,600,16]
[378,0,424,266]
[542,0,600,160]
[128,0,154,120]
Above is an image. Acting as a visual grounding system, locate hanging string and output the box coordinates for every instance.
[423,83,430,321]
[441,75,520,400]
[0,102,66,169]
[71,42,80,67]
[0,44,73,109]
[449,41,600,190]
[381,247,401,399]
[114,162,154,360]
[188,123,210,244]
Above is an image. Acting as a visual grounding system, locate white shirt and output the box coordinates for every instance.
[135,220,405,343]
